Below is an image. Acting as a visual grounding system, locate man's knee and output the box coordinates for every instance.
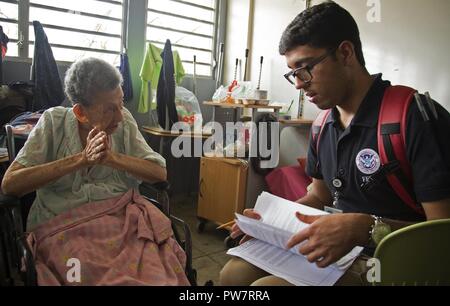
[251,276,294,286]
[220,257,269,286]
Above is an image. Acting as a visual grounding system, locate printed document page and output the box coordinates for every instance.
[227,193,363,286]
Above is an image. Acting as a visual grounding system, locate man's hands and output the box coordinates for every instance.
[230,209,261,245]
[228,207,374,269]
[286,213,373,268]
[82,128,112,166]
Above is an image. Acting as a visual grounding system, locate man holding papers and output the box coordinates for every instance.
[220,1,450,286]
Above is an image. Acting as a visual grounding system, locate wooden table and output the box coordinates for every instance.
[141,126,213,196]
[203,101,283,111]
[0,154,8,164]
[279,119,314,126]
[0,153,9,163]
[141,126,212,139]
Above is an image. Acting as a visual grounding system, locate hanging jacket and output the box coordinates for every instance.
[156,40,178,130]
[119,53,133,103]
[0,25,8,59]
[0,25,8,84]
[139,42,185,113]
[0,26,9,59]
[30,21,65,111]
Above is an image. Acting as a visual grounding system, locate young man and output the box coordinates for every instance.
[221,1,450,286]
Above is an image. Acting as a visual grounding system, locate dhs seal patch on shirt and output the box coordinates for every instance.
[356,149,381,175]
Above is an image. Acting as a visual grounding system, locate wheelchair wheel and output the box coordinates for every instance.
[196,218,207,233]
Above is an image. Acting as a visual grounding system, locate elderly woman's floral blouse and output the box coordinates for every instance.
[16,107,166,230]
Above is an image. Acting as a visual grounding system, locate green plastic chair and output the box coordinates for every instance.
[374,219,450,286]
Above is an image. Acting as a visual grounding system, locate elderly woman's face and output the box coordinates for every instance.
[84,86,124,135]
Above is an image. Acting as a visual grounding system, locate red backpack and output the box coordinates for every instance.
[312,86,425,215]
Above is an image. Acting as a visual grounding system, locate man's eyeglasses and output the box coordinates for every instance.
[284,48,337,85]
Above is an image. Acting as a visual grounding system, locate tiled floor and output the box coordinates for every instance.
[170,194,233,286]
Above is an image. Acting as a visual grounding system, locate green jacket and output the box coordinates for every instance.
[139,43,185,113]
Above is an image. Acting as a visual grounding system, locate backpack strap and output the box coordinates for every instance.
[311,110,332,172]
[378,85,425,216]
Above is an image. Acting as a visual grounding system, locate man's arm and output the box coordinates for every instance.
[358,199,450,233]
[296,178,333,210]
[286,198,450,268]
[422,199,450,220]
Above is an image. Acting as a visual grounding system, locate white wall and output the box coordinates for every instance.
[223,0,252,86]
[223,0,450,166]
[317,0,450,111]
[250,0,312,118]
[224,0,309,118]
[225,0,450,117]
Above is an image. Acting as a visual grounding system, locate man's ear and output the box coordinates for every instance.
[73,104,89,123]
[337,41,355,67]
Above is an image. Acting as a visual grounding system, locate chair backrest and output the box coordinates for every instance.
[374,219,450,286]
[5,125,16,162]
[5,124,29,163]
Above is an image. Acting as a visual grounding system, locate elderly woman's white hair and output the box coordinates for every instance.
[64,57,123,106]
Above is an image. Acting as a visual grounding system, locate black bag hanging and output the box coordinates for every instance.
[251,113,278,176]
[156,40,178,130]
[119,53,133,103]
[0,25,9,84]
[30,21,65,111]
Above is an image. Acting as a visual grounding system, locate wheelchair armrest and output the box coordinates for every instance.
[0,193,21,210]
[0,193,23,232]
[17,235,37,286]
[170,215,196,286]
[140,182,171,216]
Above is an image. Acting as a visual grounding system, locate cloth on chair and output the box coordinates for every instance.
[27,189,190,286]
[265,165,312,202]
[30,21,65,111]
[8,111,43,136]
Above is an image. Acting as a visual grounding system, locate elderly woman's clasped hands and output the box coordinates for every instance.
[82,127,111,166]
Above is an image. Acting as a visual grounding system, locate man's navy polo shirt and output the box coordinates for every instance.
[306,74,450,221]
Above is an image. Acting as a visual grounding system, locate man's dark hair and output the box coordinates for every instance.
[279,1,365,67]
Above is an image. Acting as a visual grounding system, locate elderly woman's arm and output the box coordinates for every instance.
[1,155,86,197]
[103,152,167,184]
[1,128,107,197]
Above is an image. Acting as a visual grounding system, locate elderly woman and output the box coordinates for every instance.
[1,57,166,230]
[1,58,189,286]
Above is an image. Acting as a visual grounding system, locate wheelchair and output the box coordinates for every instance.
[0,124,197,286]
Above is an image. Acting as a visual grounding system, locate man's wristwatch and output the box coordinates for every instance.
[369,215,392,246]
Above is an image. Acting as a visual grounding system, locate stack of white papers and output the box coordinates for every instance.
[227,192,363,286]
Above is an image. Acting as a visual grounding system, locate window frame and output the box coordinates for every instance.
[0,0,21,57]
[1,0,225,80]
[1,0,127,65]
[146,0,220,78]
